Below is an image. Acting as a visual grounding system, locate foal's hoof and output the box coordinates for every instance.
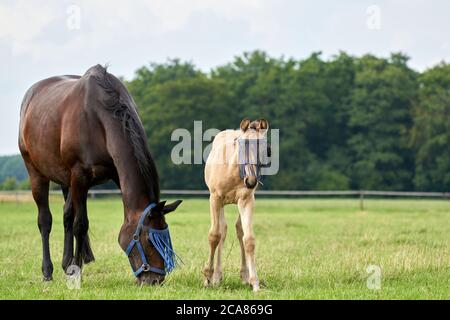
[249,278,260,292]
[240,271,249,284]
[202,268,213,287]
[43,276,53,282]
[211,272,222,286]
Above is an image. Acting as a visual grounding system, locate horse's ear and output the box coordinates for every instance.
[240,118,250,132]
[162,200,183,215]
[153,201,166,215]
[259,119,269,130]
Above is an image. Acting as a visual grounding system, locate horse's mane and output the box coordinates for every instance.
[91,65,160,200]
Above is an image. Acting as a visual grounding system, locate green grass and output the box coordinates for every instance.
[0,197,449,299]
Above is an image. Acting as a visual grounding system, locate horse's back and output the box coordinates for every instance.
[18,65,131,186]
[20,75,80,114]
[19,75,84,184]
[19,75,81,137]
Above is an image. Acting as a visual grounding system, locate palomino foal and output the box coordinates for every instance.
[204,118,270,292]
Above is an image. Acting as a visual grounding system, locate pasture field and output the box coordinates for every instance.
[0,196,449,300]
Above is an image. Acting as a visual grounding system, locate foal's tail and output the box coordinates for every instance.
[81,234,95,264]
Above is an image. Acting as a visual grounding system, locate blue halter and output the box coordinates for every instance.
[125,203,180,277]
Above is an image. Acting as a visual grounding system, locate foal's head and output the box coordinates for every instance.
[119,200,182,285]
[238,118,271,188]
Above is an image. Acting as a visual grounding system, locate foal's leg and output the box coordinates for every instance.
[212,207,227,284]
[235,215,249,284]
[203,195,223,286]
[61,186,74,272]
[28,169,53,281]
[71,166,94,269]
[237,195,259,291]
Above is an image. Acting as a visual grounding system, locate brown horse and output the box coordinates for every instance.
[203,118,270,291]
[18,65,182,285]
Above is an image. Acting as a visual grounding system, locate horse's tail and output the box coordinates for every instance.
[81,234,95,264]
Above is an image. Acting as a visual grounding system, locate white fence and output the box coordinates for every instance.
[1,189,449,210]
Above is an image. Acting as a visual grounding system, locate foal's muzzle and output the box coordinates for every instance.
[244,176,258,189]
[238,138,271,187]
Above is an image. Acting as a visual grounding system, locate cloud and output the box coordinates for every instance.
[1,0,450,154]
[0,1,58,55]
[0,0,275,62]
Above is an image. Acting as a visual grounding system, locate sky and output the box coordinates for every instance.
[1,0,450,155]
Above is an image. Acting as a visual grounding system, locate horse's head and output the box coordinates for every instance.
[119,200,182,285]
[238,118,271,189]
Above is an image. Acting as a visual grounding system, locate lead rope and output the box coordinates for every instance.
[225,234,236,263]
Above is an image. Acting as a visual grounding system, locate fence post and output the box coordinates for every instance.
[359,190,364,211]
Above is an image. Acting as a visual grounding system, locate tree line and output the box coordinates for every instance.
[2,50,450,191]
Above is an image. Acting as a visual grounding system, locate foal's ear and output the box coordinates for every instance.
[240,118,251,132]
[259,119,269,130]
[162,200,183,215]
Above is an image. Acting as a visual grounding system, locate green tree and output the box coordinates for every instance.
[346,53,418,190]
[412,62,450,191]
[0,155,27,183]
[18,179,30,190]
[10,51,449,191]
[213,51,304,189]
[127,60,234,189]
[1,177,18,190]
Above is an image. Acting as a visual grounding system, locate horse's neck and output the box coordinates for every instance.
[208,130,240,165]
[105,132,158,219]
[116,159,155,217]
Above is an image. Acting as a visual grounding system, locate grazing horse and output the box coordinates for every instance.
[18,65,182,285]
[203,118,270,292]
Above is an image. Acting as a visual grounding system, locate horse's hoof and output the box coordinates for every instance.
[62,256,74,272]
[43,276,53,282]
[252,283,260,292]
